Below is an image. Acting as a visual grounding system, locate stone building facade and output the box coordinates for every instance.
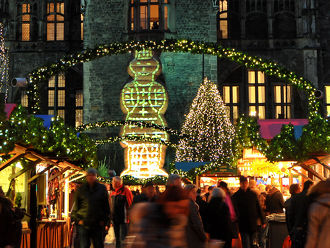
[2,0,330,171]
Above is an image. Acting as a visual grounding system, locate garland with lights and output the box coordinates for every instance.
[77,120,181,137]
[95,135,176,148]
[28,39,319,118]
[98,175,168,185]
[0,105,97,168]
[0,23,9,101]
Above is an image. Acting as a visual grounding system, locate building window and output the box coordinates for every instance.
[21,91,29,107]
[75,90,83,127]
[46,1,64,41]
[273,0,296,38]
[48,74,65,120]
[129,0,168,32]
[218,0,228,39]
[246,0,268,39]
[223,85,239,120]
[248,70,266,119]
[20,3,31,41]
[325,86,330,117]
[81,14,84,40]
[274,84,292,118]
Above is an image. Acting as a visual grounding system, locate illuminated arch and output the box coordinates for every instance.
[28,39,319,118]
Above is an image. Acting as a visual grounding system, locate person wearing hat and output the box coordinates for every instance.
[71,168,110,248]
[232,176,265,248]
[132,181,157,205]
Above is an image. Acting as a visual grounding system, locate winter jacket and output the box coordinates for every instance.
[284,195,296,236]
[265,187,284,214]
[110,185,133,224]
[186,200,206,248]
[305,193,330,248]
[232,188,265,234]
[289,190,311,247]
[0,196,15,247]
[206,197,232,248]
[71,182,110,228]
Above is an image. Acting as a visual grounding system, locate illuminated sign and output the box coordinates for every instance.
[120,49,168,178]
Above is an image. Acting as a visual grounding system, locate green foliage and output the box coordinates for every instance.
[0,105,97,168]
[300,117,330,156]
[97,157,110,178]
[267,124,299,162]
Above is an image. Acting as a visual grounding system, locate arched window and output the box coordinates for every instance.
[129,0,169,32]
[46,0,64,41]
[273,0,296,38]
[245,0,268,39]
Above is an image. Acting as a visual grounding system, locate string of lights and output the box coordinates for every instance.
[0,23,9,101]
[27,39,320,119]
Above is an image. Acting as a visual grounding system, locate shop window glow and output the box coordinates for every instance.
[120,49,168,178]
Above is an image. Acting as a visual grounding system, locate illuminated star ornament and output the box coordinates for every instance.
[176,78,236,165]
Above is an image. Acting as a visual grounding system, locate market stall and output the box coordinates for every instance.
[0,144,86,248]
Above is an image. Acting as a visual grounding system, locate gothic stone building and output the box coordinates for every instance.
[3,0,330,170]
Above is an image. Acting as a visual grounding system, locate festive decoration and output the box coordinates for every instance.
[120,49,168,178]
[77,120,180,137]
[0,105,97,167]
[98,175,168,185]
[176,78,236,164]
[27,39,320,119]
[0,23,9,101]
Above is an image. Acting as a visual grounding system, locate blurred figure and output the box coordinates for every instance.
[72,168,110,248]
[204,185,215,202]
[218,181,239,241]
[289,180,314,248]
[265,185,285,214]
[249,180,261,196]
[0,187,15,248]
[167,174,182,188]
[195,188,208,230]
[305,180,330,248]
[184,185,206,248]
[233,176,265,248]
[111,176,133,248]
[206,188,232,248]
[127,186,189,248]
[132,181,156,205]
[284,184,301,237]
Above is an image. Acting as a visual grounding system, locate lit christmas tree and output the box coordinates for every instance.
[176,78,236,163]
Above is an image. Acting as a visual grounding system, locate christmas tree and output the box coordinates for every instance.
[176,78,236,163]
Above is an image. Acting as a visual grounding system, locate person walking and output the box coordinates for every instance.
[232,176,265,248]
[289,180,313,248]
[284,184,301,237]
[132,181,156,205]
[71,168,111,248]
[305,180,330,248]
[110,176,133,248]
[184,184,206,248]
[265,185,285,214]
[206,188,232,248]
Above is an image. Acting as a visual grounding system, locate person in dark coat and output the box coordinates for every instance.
[206,187,232,248]
[284,183,301,236]
[195,188,208,230]
[265,186,285,214]
[132,181,156,205]
[71,168,111,248]
[184,184,206,248]
[232,176,265,248]
[288,180,313,248]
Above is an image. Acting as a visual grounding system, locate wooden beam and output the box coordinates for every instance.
[8,160,40,180]
[59,170,80,183]
[48,167,71,181]
[68,172,86,183]
[290,168,311,181]
[299,163,326,181]
[28,164,55,184]
[312,157,330,171]
[0,153,26,172]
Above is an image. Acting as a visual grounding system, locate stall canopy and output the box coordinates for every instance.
[258,119,309,140]
[0,144,86,182]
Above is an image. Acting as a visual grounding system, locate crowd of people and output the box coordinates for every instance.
[1,168,330,248]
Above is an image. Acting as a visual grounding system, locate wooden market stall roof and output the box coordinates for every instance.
[0,144,86,182]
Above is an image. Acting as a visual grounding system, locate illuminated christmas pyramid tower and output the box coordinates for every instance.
[120,49,168,178]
